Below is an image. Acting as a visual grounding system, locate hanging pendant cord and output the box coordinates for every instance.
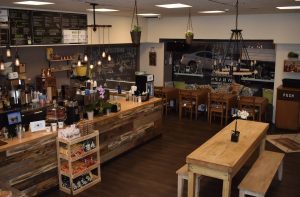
[186,8,193,31]
[235,0,239,30]
[130,0,139,30]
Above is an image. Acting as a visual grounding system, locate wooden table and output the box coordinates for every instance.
[239,96,268,121]
[186,120,269,197]
[207,93,237,125]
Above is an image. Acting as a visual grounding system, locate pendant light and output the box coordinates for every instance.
[15,50,20,66]
[107,27,112,62]
[97,59,102,66]
[77,55,81,66]
[0,55,5,70]
[102,27,106,58]
[6,45,11,58]
[84,50,88,62]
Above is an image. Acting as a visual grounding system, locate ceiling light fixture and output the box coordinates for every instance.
[198,10,225,14]
[87,8,119,12]
[156,3,191,9]
[13,1,54,5]
[137,13,160,17]
[276,6,300,10]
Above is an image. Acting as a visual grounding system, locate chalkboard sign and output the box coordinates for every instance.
[32,11,62,44]
[9,9,32,45]
[62,13,87,29]
[210,74,233,88]
[89,45,138,89]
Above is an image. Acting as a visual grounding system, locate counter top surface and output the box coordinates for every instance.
[0,98,161,152]
[0,131,57,152]
[91,97,162,123]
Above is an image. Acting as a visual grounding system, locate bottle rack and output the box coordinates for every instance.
[57,130,100,195]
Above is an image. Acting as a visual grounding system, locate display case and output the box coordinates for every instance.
[56,130,100,195]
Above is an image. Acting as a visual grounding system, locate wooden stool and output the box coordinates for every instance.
[176,164,201,197]
[238,151,284,197]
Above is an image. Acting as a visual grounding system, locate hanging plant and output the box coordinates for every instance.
[130,0,141,45]
[185,8,194,45]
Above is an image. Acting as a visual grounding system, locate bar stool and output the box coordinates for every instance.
[176,164,201,197]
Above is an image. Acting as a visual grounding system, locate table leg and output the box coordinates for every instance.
[222,179,231,197]
[188,171,196,197]
[225,102,229,125]
[179,104,182,120]
[259,105,262,122]
[260,137,266,154]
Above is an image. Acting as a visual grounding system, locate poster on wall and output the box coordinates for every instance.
[149,47,156,66]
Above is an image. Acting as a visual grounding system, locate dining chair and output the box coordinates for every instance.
[238,96,257,120]
[178,89,196,120]
[208,92,226,126]
[154,86,168,116]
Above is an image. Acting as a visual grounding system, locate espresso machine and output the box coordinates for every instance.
[135,73,154,97]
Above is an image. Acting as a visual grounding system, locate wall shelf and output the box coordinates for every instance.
[174,73,204,77]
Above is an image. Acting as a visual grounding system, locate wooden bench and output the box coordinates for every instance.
[176,164,201,197]
[238,150,284,197]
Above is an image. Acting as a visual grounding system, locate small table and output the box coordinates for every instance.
[186,120,269,197]
[239,96,268,121]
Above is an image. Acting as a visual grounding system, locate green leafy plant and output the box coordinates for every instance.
[185,30,194,37]
[288,51,299,59]
[132,25,141,32]
[85,102,96,112]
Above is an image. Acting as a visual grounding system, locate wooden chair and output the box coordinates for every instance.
[154,86,167,116]
[238,96,257,120]
[178,89,197,120]
[208,92,225,126]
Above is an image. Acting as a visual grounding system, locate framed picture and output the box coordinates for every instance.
[284,60,300,72]
[149,47,156,66]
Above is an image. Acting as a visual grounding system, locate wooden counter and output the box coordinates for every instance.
[0,98,162,196]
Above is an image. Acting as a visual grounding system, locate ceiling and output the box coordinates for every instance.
[0,0,299,17]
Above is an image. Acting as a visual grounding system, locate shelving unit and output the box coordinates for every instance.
[57,130,100,195]
[48,58,73,73]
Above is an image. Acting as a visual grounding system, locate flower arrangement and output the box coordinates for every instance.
[231,110,249,142]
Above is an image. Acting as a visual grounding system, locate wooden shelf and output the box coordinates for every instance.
[57,130,100,195]
[61,161,100,179]
[58,131,99,145]
[241,77,274,83]
[60,175,100,195]
[48,59,73,62]
[60,147,99,162]
[174,73,204,77]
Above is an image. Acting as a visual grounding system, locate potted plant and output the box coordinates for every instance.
[130,0,141,45]
[85,102,95,120]
[288,51,299,60]
[185,30,194,45]
[185,8,194,45]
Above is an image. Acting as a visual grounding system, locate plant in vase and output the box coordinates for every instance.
[85,102,95,120]
[231,110,249,142]
[130,0,141,45]
[185,30,194,44]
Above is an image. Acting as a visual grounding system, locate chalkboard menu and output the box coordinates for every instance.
[62,13,87,29]
[9,9,32,45]
[32,11,62,44]
[6,9,87,45]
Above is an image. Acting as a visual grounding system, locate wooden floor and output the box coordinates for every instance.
[42,114,300,197]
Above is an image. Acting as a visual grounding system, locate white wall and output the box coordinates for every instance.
[147,13,300,44]
[87,13,147,44]
[139,43,164,86]
[273,44,300,122]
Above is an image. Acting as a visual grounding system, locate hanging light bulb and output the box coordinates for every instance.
[0,57,5,70]
[108,54,112,62]
[84,51,88,62]
[15,53,20,66]
[77,55,81,66]
[102,51,106,58]
[97,59,102,66]
[6,45,11,58]
[89,64,94,69]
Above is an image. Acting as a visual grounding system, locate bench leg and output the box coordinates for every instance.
[177,175,184,197]
[278,161,283,181]
[195,176,200,197]
[239,190,246,197]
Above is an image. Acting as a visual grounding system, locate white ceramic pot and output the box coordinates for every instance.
[87,111,94,120]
